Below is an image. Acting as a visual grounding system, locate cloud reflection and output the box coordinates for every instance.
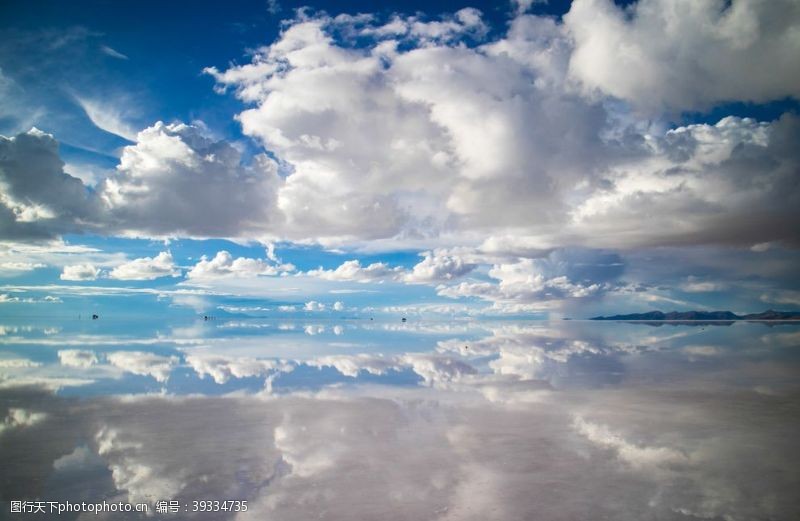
[0,320,798,519]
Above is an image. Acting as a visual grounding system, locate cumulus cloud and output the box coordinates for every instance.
[306,352,477,386]
[0,128,103,240]
[303,300,326,311]
[186,250,294,279]
[399,353,478,386]
[565,0,800,111]
[60,263,100,281]
[437,249,624,311]
[0,123,282,241]
[105,351,178,383]
[184,352,292,384]
[99,121,283,238]
[203,8,800,250]
[570,114,800,248]
[307,259,403,282]
[108,251,179,280]
[305,251,476,286]
[436,324,608,383]
[403,250,476,283]
[4,4,800,254]
[306,354,399,378]
[0,408,47,436]
[58,349,98,368]
[206,17,452,242]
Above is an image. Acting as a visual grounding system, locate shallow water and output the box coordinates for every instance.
[1,318,799,520]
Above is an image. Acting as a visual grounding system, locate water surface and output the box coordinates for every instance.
[1,318,798,520]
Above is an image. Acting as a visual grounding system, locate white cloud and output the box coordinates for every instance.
[332,301,344,311]
[304,251,477,288]
[60,263,101,281]
[0,408,47,436]
[682,345,721,357]
[759,289,800,306]
[573,416,688,470]
[307,354,398,378]
[304,325,324,335]
[304,300,326,311]
[510,0,537,16]
[750,242,774,253]
[109,251,179,280]
[400,353,478,386]
[305,352,476,386]
[105,351,178,383]
[203,9,800,250]
[99,121,282,238]
[74,95,138,141]
[58,349,99,368]
[0,261,46,274]
[184,352,292,384]
[0,1,797,321]
[100,45,129,60]
[0,293,61,304]
[53,445,95,471]
[0,358,41,368]
[570,115,800,248]
[307,259,403,282]
[3,5,799,254]
[0,128,104,241]
[680,277,726,293]
[403,250,476,284]
[187,250,294,280]
[95,427,184,505]
[565,0,800,112]
[437,254,609,311]
[0,262,47,272]
[363,302,479,317]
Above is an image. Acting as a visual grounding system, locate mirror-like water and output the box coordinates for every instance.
[1,318,798,520]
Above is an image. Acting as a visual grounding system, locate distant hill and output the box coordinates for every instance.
[741,310,800,320]
[590,309,800,321]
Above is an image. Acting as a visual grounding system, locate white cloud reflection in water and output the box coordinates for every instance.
[0,318,798,519]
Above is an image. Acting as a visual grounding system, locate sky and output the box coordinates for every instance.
[0,0,799,319]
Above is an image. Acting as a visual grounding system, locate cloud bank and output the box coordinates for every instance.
[1,3,797,252]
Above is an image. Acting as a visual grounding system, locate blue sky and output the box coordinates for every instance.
[1,0,799,319]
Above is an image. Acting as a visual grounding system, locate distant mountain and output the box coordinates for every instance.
[741,310,800,320]
[591,309,800,321]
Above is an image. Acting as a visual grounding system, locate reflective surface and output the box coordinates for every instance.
[1,318,799,519]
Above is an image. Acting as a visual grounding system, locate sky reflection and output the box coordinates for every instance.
[1,319,798,519]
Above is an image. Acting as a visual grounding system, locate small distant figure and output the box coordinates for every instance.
[401,317,407,323]
[464,345,469,351]
[204,315,209,321]
[92,314,99,320]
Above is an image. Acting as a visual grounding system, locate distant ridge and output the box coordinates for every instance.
[590,309,800,321]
